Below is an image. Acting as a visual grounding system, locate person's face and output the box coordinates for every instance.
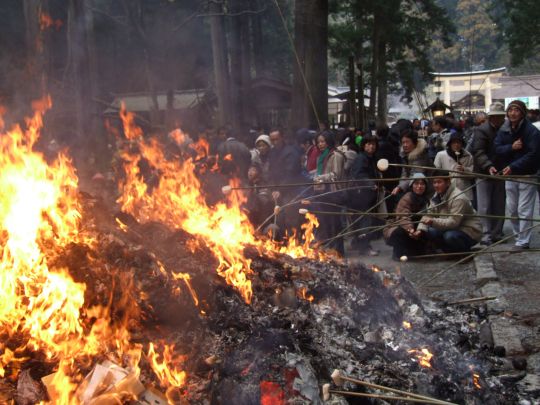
[401,137,415,154]
[269,131,284,148]
[450,140,463,153]
[507,106,524,126]
[364,141,377,156]
[317,136,328,152]
[412,180,426,195]
[432,178,450,194]
[248,167,259,182]
[256,141,270,156]
[431,122,441,133]
[489,115,505,129]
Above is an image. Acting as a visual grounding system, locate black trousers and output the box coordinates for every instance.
[386,227,425,258]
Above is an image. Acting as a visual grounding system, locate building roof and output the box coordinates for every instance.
[431,67,507,77]
[104,89,207,114]
[492,75,540,99]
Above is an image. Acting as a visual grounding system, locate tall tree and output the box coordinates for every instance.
[431,0,499,71]
[291,0,328,130]
[492,0,540,66]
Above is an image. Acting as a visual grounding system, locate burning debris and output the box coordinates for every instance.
[0,101,529,404]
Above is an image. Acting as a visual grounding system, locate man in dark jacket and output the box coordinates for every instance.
[494,100,540,250]
[471,102,506,244]
[268,129,307,238]
[217,133,252,179]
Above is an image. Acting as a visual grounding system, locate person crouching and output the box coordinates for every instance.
[416,170,482,253]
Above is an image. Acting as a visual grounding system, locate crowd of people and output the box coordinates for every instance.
[194,100,540,261]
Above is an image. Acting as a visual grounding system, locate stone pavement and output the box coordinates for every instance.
[346,222,540,400]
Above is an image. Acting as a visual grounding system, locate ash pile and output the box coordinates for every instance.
[5,191,523,404]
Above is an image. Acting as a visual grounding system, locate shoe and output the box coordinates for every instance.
[510,244,529,253]
[480,239,492,246]
[367,248,379,257]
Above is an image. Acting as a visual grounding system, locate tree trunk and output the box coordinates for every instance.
[120,0,159,127]
[67,0,99,139]
[376,41,387,123]
[348,56,357,128]
[291,0,308,130]
[228,0,251,137]
[23,0,50,98]
[209,0,232,128]
[292,0,328,130]
[251,0,266,78]
[368,12,380,119]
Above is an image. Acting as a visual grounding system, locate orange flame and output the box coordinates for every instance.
[39,12,63,31]
[469,365,481,389]
[117,107,328,304]
[189,138,210,160]
[147,342,187,400]
[0,98,154,402]
[402,321,412,329]
[297,287,314,302]
[408,348,433,368]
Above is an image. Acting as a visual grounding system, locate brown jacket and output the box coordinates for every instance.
[383,191,428,239]
[418,184,482,241]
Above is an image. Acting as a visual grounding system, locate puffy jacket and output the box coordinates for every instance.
[418,184,482,241]
[471,121,505,174]
[494,119,540,175]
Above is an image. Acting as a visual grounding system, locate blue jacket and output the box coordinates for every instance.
[494,119,540,175]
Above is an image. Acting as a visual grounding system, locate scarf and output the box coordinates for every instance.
[316,148,330,175]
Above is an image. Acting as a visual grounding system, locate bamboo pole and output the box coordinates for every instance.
[447,296,497,305]
[331,370,456,405]
[377,159,540,187]
[419,221,540,287]
[301,209,540,223]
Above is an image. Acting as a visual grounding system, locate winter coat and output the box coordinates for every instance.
[250,149,270,182]
[434,149,474,200]
[337,145,358,175]
[314,148,346,194]
[383,191,428,240]
[268,144,304,184]
[471,121,505,174]
[494,119,540,175]
[217,138,252,177]
[398,138,432,192]
[348,151,384,211]
[418,184,482,242]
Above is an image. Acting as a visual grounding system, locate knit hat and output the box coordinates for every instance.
[507,100,527,117]
[255,134,271,147]
[409,172,427,187]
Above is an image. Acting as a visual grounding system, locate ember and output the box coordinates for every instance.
[409,348,434,368]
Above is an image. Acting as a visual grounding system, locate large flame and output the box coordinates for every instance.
[117,106,324,305]
[0,100,185,402]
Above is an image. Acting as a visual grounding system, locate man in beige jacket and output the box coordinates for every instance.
[414,170,482,253]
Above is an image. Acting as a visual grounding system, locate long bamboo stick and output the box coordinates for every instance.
[377,159,540,187]
[301,209,540,223]
[406,249,540,260]
[323,387,452,404]
[331,370,456,405]
[419,221,540,287]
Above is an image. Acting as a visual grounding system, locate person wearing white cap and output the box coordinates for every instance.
[250,134,272,181]
[470,102,507,245]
